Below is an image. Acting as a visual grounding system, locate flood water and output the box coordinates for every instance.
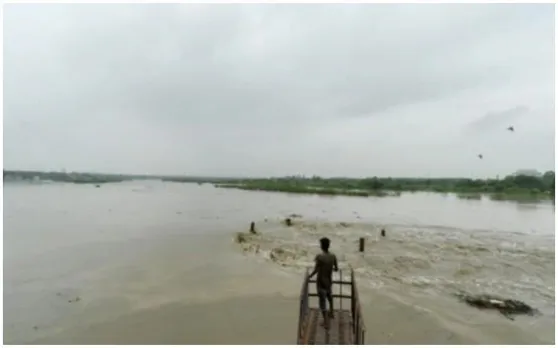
[3,181,555,344]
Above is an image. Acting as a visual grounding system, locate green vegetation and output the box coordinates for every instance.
[215,171,555,201]
[214,183,399,197]
[3,170,126,184]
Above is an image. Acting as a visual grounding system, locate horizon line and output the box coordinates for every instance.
[3,168,553,181]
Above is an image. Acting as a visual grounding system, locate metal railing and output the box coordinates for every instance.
[351,269,366,344]
[296,267,366,344]
[297,268,310,343]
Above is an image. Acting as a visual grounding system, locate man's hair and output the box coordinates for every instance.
[320,237,331,251]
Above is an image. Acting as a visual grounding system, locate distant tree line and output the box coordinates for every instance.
[218,171,555,197]
[2,170,236,184]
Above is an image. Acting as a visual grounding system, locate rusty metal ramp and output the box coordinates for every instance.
[300,309,353,345]
[296,268,365,345]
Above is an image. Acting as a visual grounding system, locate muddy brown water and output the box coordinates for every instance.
[3,181,555,344]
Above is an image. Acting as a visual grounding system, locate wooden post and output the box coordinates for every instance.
[359,237,365,252]
[250,221,256,234]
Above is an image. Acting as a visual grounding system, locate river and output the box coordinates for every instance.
[3,181,555,344]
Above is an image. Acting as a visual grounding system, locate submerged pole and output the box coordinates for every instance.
[359,237,365,252]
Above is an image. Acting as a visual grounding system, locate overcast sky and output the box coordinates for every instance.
[3,3,555,178]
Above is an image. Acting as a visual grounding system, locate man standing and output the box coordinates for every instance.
[309,237,338,329]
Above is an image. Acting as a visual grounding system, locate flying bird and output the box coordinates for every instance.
[507,126,514,132]
[478,154,483,159]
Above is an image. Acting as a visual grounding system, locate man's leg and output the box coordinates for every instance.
[326,287,334,318]
[317,287,330,329]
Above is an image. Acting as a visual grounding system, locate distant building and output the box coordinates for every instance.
[513,169,542,178]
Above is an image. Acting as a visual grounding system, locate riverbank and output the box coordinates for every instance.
[214,183,397,197]
[215,181,553,202]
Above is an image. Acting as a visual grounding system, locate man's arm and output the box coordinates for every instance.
[309,255,319,278]
[333,254,339,272]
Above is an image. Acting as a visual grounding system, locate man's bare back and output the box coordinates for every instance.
[315,252,338,290]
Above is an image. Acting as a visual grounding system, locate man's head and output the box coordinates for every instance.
[319,237,331,252]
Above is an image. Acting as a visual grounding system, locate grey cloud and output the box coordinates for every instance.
[3,4,555,177]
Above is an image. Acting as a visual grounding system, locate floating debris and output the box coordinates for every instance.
[68,296,81,303]
[454,292,539,320]
[235,232,249,244]
[234,232,261,254]
[284,214,303,226]
[338,222,351,228]
[269,247,302,265]
[269,247,286,262]
[241,243,260,254]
